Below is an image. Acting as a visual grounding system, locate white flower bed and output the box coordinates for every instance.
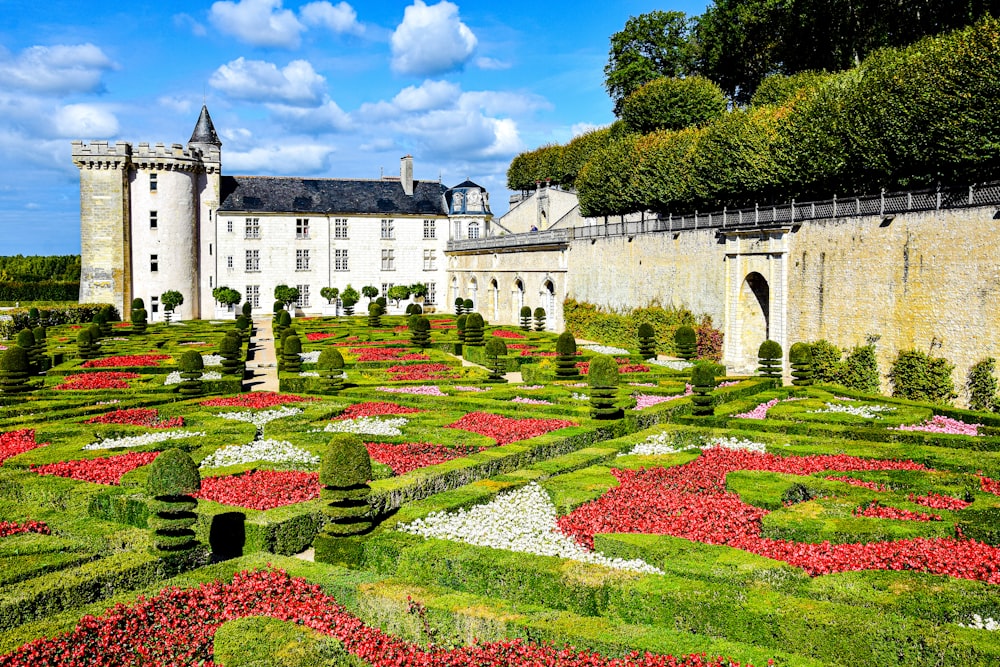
[299,371,319,377]
[215,406,303,428]
[400,483,662,574]
[621,433,768,456]
[164,370,222,385]
[199,439,319,469]
[299,351,320,363]
[580,344,629,355]
[571,392,589,401]
[646,358,694,370]
[960,614,1000,631]
[84,430,206,451]
[810,402,895,419]
[201,354,224,367]
[322,416,407,436]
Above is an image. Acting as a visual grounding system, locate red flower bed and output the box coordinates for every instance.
[53,372,140,391]
[33,451,159,485]
[305,332,336,340]
[909,492,971,511]
[446,412,576,446]
[81,354,171,368]
[824,475,890,491]
[505,344,535,350]
[366,442,485,475]
[0,520,50,538]
[0,429,46,464]
[980,475,1000,496]
[523,351,559,357]
[491,329,526,339]
[200,392,315,408]
[386,363,458,381]
[430,323,456,329]
[336,402,423,419]
[0,568,752,667]
[351,347,429,362]
[85,408,184,429]
[197,470,320,510]
[854,500,941,522]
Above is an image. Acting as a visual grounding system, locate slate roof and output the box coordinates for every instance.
[218,176,449,215]
[189,106,221,146]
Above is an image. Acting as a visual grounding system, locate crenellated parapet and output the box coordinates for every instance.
[71,141,132,170]
[133,143,207,173]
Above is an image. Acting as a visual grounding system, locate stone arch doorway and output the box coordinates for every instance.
[467,277,478,312]
[739,272,770,368]
[540,278,556,330]
[450,276,459,311]
[489,278,499,322]
[512,278,525,322]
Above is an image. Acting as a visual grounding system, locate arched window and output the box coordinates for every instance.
[468,221,480,239]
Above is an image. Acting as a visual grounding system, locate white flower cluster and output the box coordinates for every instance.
[215,406,303,428]
[811,402,895,419]
[299,371,320,377]
[646,358,694,370]
[960,614,1000,631]
[84,429,206,451]
[201,354,224,367]
[164,370,222,385]
[580,344,629,355]
[622,433,768,457]
[199,439,320,469]
[571,392,589,401]
[400,483,662,574]
[322,416,407,436]
[299,351,320,363]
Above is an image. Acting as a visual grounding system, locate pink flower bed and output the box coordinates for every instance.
[0,568,753,667]
[200,392,314,408]
[446,412,576,446]
[733,398,779,419]
[0,429,46,464]
[825,475,890,491]
[505,344,535,350]
[53,372,140,391]
[33,451,160,485]
[491,329,526,339]
[854,500,941,522]
[85,408,184,428]
[909,493,971,511]
[557,448,1000,582]
[336,402,423,419]
[81,354,171,368]
[576,360,650,374]
[197,470,320,510]
[366,442,485,475]
[378,385,447,396]
[894,415,981,436]
[0,520,50,538]
[511,396,553,405]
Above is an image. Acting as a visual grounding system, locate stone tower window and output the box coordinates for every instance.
[150,211,158,229]
[149,173,157,192]
[150,254,158,272]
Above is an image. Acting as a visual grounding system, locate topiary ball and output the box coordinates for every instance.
[588,354,620,388]
[0,345,29,373]
[463,298,473,311]
[145,448,201,497]
[556,331,577,355]
[179,350,204,372]
[789,341,812,364]
[485,338,507,357]
[318,348,345,370]
[274,300,285,314]
[691,363,717,388]
[279,310,292,328]
[368,302,383,316]
[320,434,371,488]
[758,340,782,360]
[520,305,531,319]
[219,334,240,357]
[283,334,302,355]
[456,314,468,331]
[33,326,46,344]
[77,328,93,346]
[16,329,34,349]
[638,322,655,339]
[132,298,145,309]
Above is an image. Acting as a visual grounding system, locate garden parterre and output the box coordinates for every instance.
[3,315,1000,665]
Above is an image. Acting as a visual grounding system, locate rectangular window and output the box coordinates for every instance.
[426,282,436,305]
[209,276,213,288]
[227,220,233,233]
[423,219,435,239]
[423,249,436,270]
[381,218,394,239]
[296,284,310,308]
[151,296,159,314]
[227,255,233,269]
[295,218,309,239]
[150,210,158,229]
[245,217,260,239]
[245,249,260,272]
[334,248,348,271]
[149,173,157,192]
[381,282,394,297]
[334,218,348,239]
[245,285,260,309]
[295,248,310,271]
[381,248,394,270]
[209,243,212,256]
[150,254,158,272]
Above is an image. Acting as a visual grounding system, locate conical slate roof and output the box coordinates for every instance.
[189,105,221,146]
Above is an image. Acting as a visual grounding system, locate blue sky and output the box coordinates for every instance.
[0,0,708,255]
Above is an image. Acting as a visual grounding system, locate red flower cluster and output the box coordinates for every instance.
[200,392,315,408]
[559,448,1000,582]
[980,475,1000,496]
[430,323,456,329]
[53,372,141,391]
[0,520,50,538]
[366,442,484,475]
[0,429,46,464]
[909,492,971,510]
[575,360,650,374]
[854,500,941,522]
[305,332,336,340]
[386,363,458,381]
[335,402,423,420]
[351,347,429,362]
[824,475,890,491]
[446,412,576,446]
[84,408,184,429]
[491,329,526,339]
[33,451,160,485]
[197,470,320,510]
[0,568,754,667]
[81,354,171,368]
[504,344,535,350]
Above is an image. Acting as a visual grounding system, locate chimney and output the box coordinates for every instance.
[401,155,414,196]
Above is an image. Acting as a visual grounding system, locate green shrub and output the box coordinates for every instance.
[176,350,204,396]
[219,334,242,376]
[674,326,697,360]
[839,342,880,393]
[456,314,468,342]
[212,616,351,667]
[690,363,717,416]
[0,345,32,394]
[757,340,783,378]
[889,349,957,404]
[273,300,284,314]
[27,307,39,328]
[967,358,998,412]
[317,348,345,394]
[282,335,302,373]
[789,342,813,386]
[463,298,474,313]
[315,434,373,566]
[520,306,532,330]
[76,328,99,360]
[32,325,49,372]
[410,315,431,349]
[484,338,508,382]
[367,302,383,328]
[234,315,250,339]
[620,75,727,135]
[809,340,843,384]
[145,448,200,555]
[588,354,621,420]
[242,301,252,318]
[455,297,465,315]
[15,330,38,376]
[637,322,656,360]
[555,331,580,379]
[463,313,485,348]
[533,307,546,332]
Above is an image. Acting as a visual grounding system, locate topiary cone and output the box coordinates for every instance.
[588,354,622,419]
[637,322,657,360]
[789,342,813,386]
[463,313,485,348]
[555,331,580,378]
[282,334,303,373]
[519,305,532,330]
[674,326,697,360]
[409,315,431,349]
[757,340,783,379]
[314,434,373,567]
[145,448,200,555]
[690,363,717,416]
[317,348,345,394]
[484,338,508,382]
[177,350,204,396]
[0,346,33,394]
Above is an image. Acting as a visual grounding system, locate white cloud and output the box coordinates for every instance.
[458,90,550,116]
[210,57,326,106]
[392,80,461,112]
[476,56,510,71]
[268,100,352,133]
[390,0,477,76]
[299,1,362,34]
[0,43,117,95]
[225,144,335,173]
[571,122,603,137]
[209,0,304,49]
[157,96,194,115]
[52,104,119,138]
[173,13,208,37]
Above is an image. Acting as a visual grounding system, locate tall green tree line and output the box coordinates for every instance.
[0,255,81,282]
